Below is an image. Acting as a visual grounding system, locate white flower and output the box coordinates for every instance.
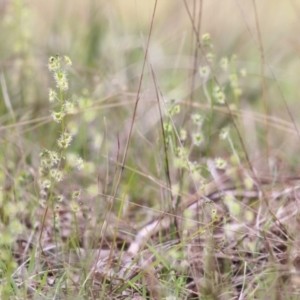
[219,127,230,140]
[215,157,227,169]
[199,66,210,79]
[192,132,204,146]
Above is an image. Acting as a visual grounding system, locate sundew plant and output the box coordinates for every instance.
[1,1,300,299]
[39,55,83,235]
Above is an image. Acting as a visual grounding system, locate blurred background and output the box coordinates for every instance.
[1,0,300,208]
[1,2,300,298]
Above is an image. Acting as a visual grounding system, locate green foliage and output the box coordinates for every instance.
[0,1,299,299]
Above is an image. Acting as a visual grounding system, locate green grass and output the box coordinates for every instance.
[1,0,300,299]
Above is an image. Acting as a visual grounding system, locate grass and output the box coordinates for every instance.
[1,0,300,299]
